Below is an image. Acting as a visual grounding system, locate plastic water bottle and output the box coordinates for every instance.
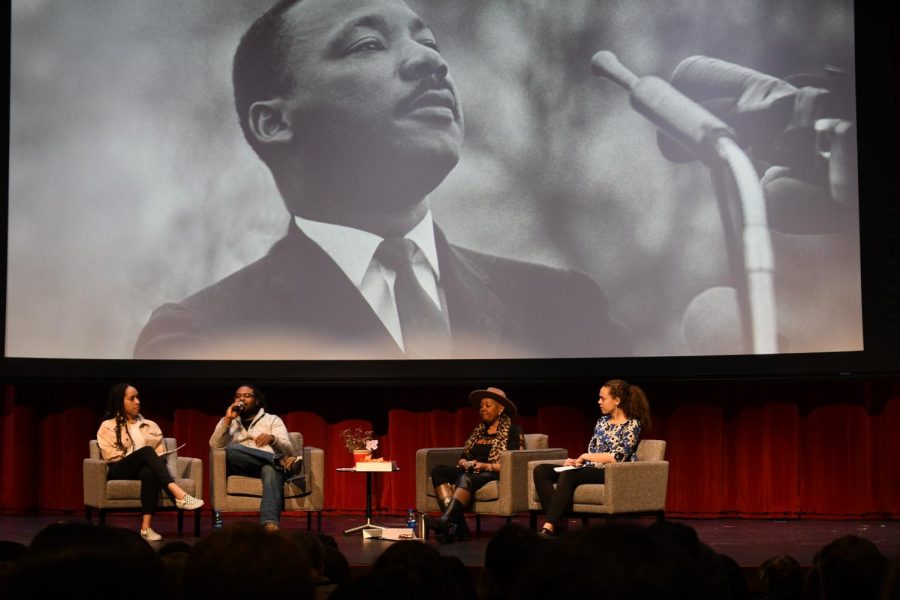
[407,508,416,532]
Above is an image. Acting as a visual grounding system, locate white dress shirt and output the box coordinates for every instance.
[293,211,448,351]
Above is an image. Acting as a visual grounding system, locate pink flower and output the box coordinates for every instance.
[365,439,379,451]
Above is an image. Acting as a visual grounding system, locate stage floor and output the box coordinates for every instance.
[2,512,897,587]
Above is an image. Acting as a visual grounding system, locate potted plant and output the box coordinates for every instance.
[340,426,378,463]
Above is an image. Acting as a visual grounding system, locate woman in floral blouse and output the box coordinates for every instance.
[532,379,651,537]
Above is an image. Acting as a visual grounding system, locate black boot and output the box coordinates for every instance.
[425,498,466,544]
[451,514,471,542]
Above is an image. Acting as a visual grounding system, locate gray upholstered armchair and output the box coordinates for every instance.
[416,433,567,535]
[83,438,204,536]
[210,432,324,531]
[527,439,668,527]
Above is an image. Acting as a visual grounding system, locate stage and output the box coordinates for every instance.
[2,512,897,592]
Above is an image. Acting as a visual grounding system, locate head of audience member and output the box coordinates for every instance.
[514,522,707,600]
[157,540,192,597]
[331,540,463,600]
[233,0,464,234]
[182,522,313,600]
[647,520,728,598]
[443,555,477,600]
[759,554,804,600]
[288,530,327,579]
[806,535,888,600]
[322,545,352,587]
[882,553,900,600]
[0,541,27,591]
[718,552,750,600]
[479,524,545,600]
[5,522,164,599]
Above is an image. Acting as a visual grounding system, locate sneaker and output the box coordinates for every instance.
[538,527,555,538]
[278,455,304,477]
[140,527,162,542]
[175,494,204,510]
[263,522,280,532]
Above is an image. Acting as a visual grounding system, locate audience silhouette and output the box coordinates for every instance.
[0,519,896,600]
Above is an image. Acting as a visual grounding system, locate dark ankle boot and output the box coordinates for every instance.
[426,498,466,544]
[452,514,471,541]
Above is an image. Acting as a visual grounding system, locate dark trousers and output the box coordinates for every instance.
[533,463,606,526]
[107,446,174,515]
[431,464,498,497]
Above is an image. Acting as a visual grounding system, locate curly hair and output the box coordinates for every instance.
[461,413,513,464]
[103,383,134,451]
[603,379,652,429]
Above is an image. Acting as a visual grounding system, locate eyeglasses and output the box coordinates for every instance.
[234,393,255,399]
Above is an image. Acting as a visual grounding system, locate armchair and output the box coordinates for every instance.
[527,439,668,528]
[210,432,324,531]
[416,433,567,535]
[83,437,203,536]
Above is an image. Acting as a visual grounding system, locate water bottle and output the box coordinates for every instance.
[407,508,416,532]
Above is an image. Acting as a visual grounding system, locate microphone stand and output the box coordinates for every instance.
[592,52,777,354]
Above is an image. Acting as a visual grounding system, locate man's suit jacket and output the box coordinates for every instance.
[133,224,631,359]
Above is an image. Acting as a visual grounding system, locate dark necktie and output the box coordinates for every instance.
[376,238,451,358]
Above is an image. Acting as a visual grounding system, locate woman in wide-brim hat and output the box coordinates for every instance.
[425,387,525,543]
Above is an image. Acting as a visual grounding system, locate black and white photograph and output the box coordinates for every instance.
[7,0,861,360]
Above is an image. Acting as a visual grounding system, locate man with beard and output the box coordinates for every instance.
[134,0,630,360]
[209,384,303,531]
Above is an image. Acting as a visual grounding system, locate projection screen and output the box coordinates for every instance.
[6,0,866,364]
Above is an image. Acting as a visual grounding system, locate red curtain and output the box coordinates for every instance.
[1,380,898,518]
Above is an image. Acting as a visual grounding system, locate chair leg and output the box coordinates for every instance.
[475,514,481,538]
[177,509,184,534]
[656,510,665,524]
[529,511,537,530]
[99,510,107,526]
[194,509,202,537]
[317,512,322,533]
[85,506,93,523]
[505,516,512,527]
[212,510,223,530]
[582,516,590,528]
[307,511,312,531]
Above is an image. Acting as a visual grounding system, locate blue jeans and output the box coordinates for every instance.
[225,444,284,525]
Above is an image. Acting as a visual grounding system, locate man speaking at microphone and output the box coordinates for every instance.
[133,0,631,360]
[209,385,303,531]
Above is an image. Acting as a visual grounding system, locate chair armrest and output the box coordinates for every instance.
[303,446,325,508]
[603,461,669,513]
[210,447,228,509]
[83,459,108,508]
[497,448,568,514]
[175,456,204,499]
[415,447,463,511]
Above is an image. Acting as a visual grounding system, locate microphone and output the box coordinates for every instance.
[670,55,797,106]
[658,56,799,163]
[591,51,736,164]
[234,401,244,413]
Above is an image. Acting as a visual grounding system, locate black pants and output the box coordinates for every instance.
[431,464,498,498]
[107,446,174,515]
[533,463,606,526]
